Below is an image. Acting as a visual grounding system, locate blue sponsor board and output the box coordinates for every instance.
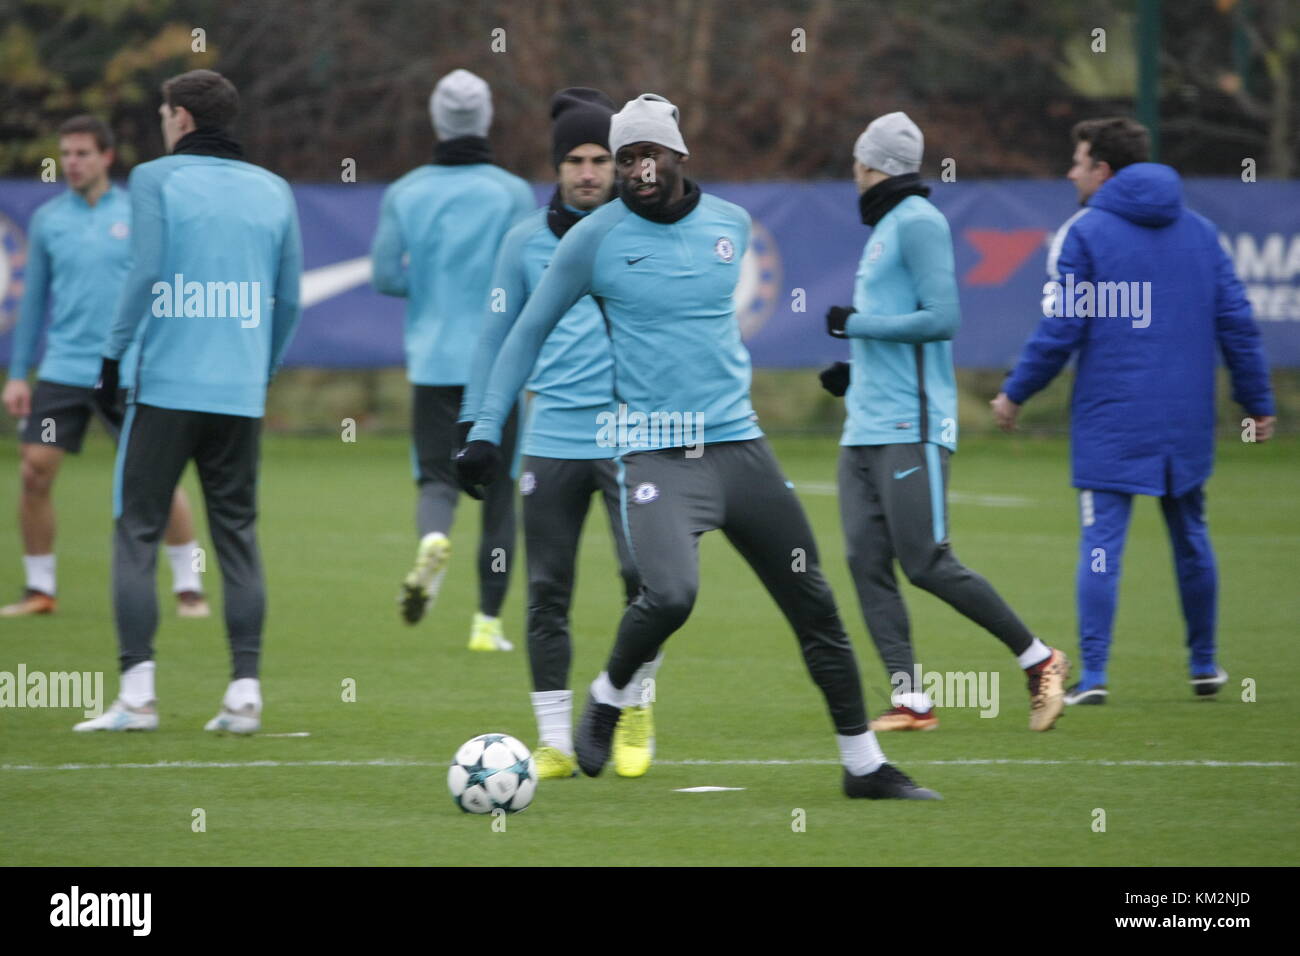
[3,177,1297,369]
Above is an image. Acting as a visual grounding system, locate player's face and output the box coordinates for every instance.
[558,144,614,211]
[1068,140,1109,204]
[615,142,684,210]
[159,102,192,152]
[60,134,112,194]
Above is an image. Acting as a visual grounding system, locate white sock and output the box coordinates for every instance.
[224,677,261,711]
[120,661,156,708]
[837,730,886,776]
[1019,639,1051,669]
[166,541,202,594]
[23,553,55,596]
[624,651,665,708]
[890,691,933,714]
[591,672,622,707]
[530,689,573,753]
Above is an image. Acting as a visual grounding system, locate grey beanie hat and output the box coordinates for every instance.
[609,93,689,158]
[429,69,493,139]
[853,111,924,175]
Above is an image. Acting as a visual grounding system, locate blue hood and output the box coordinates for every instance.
[1088,162,1183,227]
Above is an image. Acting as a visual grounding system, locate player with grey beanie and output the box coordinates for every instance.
[852,110,923,175]
[372,66,533,648]
[429,68,494,140]
[823,109,1071,733]
[609,93,689,158]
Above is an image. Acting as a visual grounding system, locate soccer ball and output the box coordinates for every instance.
[447,733,536,814]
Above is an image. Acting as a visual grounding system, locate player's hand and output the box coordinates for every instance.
[455,440,502,500]
[2,378,31,418]
[989,391,1020,432]
[93,358,120,420]
[825,305,855,339]
[1246,414,1276,443]
[818,362,851,397]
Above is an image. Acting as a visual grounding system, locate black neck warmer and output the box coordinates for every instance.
[172,127,245,160]
[858,172,930,226]
[435,135,493,166]
[621,177,702,224]
[548,186,605,239]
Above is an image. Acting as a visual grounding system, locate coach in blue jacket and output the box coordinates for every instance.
[992,117,1276,704]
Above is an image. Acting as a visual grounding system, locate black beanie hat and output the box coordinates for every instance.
[551,87,615,167]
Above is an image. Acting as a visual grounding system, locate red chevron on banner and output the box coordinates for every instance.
[963,228,1048,286]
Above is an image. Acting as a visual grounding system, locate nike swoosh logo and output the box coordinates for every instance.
[893,467,921,480]
[625,254,653,265]
[301,256,373,308]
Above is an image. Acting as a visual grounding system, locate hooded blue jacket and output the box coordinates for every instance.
[1003,163,1274,497]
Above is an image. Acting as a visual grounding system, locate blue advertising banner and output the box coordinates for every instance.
[2,177,1297,370]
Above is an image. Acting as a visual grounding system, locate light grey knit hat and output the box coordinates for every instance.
[609,93,689,158]
[429,69,493,139]
[853,111,924,175]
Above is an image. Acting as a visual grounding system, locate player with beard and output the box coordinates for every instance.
[458,94,938,799]
[461,88,657,780]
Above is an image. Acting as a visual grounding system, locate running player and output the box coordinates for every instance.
[371,69,533,650]
[820,112,1069,732]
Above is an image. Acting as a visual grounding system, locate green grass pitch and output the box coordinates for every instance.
[2,431,1297,866]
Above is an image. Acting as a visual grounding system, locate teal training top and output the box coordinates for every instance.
[841,194,960,451]
[461,205,617,459]
[104,154,303,418]
[469,192,762,453]
[371,163,535,386]
[9,186,143,388]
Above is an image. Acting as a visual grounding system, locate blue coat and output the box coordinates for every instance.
[1004,163,1274,497]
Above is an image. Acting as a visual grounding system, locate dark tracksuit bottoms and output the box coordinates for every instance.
[522,455,641,692]
[412,384,519,618]
[838,441,1036,693]
[113,403,263,678]
[607,438,868,736]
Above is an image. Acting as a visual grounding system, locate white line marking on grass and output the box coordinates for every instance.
[0,757,1292,772]
[794,481,1031,508]
[261,732,311,737]
[675,786,747,792]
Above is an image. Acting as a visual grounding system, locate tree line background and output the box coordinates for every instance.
[2,0,1296,184]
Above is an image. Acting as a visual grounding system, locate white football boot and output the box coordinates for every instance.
[205,678,262,734]
[73,699,158,732]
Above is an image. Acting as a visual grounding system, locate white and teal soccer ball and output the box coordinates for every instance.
[448,733,536,814]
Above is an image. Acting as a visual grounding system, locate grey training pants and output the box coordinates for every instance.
[112,403,264,679]
[609,438,868,736]
[837,442,1035,692]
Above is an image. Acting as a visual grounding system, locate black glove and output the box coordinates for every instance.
[826,305,855,339]
[455,440,502,500]
[93,358,122,427]
[818,361,851,397]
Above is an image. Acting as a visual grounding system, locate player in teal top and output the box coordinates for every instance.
[372,69,534,651]
[460,88,654,781]
[459,94,938,799]
[821,112,1068,732]
[76,70,302,735]
[1,115,205,620]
